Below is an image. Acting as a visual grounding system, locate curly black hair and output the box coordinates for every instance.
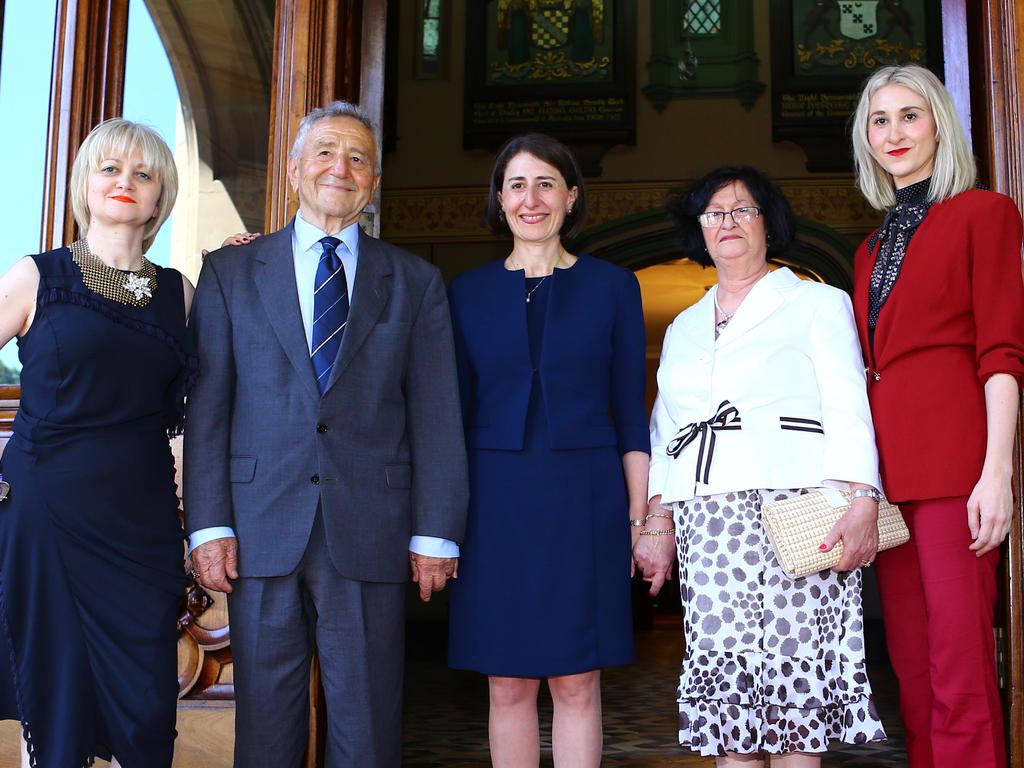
[666,165,795,267]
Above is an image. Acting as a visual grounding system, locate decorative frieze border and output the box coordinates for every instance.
[380,178,880,244]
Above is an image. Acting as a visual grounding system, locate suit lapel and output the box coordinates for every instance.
[714,267,792,346]
[854,240,877,362]
[254,224,321,402]
[323,230,392,393]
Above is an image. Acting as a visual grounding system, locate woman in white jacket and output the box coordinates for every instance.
[634,166,886,767]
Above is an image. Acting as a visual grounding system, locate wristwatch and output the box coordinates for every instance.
[849,488,882,503]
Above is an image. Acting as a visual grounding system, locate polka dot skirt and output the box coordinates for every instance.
[674,488,887,756]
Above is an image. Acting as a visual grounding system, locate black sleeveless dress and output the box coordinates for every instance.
[0,247,197,767]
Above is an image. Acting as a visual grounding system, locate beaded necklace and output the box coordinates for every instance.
[70,239,157,307]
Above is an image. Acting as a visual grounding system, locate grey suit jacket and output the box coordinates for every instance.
[183,223,469,581]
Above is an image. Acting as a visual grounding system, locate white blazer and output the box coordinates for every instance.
[648,267,880,505]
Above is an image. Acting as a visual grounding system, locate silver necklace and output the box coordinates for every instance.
[525,276,548,303]
[713,290,735,337]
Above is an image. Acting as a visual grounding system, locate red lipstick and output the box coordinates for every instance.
[110,195,137,203]
[887,148,910,157]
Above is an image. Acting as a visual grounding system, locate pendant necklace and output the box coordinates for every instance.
[525,276,548,303]
[713,290,735,338]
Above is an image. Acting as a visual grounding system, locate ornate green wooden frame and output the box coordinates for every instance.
[643,0,766,112]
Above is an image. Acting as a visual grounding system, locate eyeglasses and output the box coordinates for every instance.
[697,206,762,228]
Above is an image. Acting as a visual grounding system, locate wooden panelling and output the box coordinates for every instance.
[969,2,1024,763]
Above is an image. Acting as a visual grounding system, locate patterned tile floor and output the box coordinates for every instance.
[402,617,907,767]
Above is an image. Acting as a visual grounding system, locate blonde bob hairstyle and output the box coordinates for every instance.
[851,64,976,211]
[69,119,178,253]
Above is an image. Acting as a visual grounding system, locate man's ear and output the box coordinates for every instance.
[286,157,299,192]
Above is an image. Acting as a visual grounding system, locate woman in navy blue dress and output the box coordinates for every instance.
[448,133,650,766]
[0,119,195,767]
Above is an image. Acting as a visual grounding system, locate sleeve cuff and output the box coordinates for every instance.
[409,535,460,558]
[188,526,236,554]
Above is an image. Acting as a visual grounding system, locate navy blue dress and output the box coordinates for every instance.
[447,255,649,677]
[0,247,196,767]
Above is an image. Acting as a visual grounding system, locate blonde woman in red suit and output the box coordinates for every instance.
[851,63,1024,768]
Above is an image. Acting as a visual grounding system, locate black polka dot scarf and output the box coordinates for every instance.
[866,177,932,330]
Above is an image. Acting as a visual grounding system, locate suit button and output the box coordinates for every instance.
[317,423,328,434]
[310,474,320,485]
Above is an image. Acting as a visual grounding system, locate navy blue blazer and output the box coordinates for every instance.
[448,254,650,455]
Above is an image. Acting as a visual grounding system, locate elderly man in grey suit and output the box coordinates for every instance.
[183,101,468,767]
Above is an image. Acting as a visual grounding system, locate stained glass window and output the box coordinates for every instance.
[684,0,721,36]
[419,0,443,77]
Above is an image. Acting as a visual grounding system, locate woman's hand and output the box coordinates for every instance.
[629,504,646,576]
[633,497,676,596]
[222,231,261,247]
[821,496,879,572]
[967,469,1013,556]
[968,374,1019,557]
[201,232,262,260]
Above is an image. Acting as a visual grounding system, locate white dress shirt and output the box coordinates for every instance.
[188,212,459,558]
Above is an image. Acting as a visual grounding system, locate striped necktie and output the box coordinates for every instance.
[311,236,349,394]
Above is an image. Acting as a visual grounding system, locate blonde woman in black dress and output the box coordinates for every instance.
[0,119,195,767]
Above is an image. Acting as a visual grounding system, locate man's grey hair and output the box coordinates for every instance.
[289,101,382,173]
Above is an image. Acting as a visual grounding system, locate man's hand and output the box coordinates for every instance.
[409,552,457,602]
[190,537,239,593]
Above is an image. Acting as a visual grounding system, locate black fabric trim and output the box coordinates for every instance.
[779,417,824,434]
[666,400,742,484]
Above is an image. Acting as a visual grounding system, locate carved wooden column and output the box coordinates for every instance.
[41,0,129,250]
[265,0,368,231]
[970,2,1024,764]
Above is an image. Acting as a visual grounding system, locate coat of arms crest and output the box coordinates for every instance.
[838,1,879,41]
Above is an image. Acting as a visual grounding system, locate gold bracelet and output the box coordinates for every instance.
[645,513,673,522]
[639,528,674,536]
[628,518,645,527]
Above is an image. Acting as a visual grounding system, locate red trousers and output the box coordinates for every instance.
[874,495,1006,768]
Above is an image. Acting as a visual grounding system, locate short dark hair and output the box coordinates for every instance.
[667,165,795,267]
[484,133,588,238]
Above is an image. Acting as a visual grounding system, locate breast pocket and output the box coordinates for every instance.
[778,417,825,435]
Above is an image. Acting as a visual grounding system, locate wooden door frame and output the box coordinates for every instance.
[41,0,129,251]
[953,1,1024,764]
[975,4,1024,763]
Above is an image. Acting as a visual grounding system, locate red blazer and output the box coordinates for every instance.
[854,188,1024,502]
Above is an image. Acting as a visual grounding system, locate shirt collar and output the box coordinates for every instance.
[895,177,931,206]
[294,211,361,258]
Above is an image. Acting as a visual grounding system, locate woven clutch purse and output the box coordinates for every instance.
[761,489,910,579]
